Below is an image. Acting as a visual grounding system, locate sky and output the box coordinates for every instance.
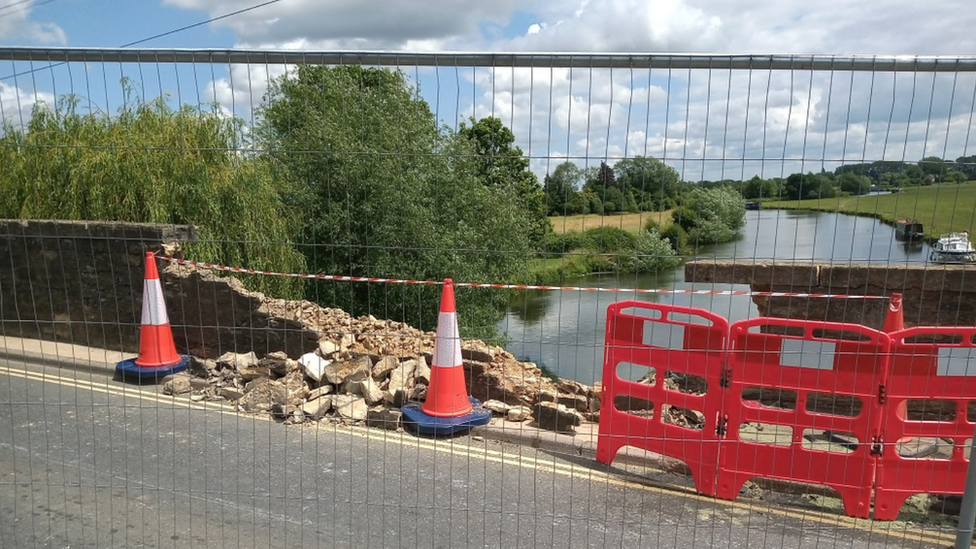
[2,0,976,180]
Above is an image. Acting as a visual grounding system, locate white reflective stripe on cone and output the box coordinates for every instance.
[433,311,462,368]
[141,278,170,326]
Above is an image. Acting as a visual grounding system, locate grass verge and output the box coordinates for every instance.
[763,181,976,239]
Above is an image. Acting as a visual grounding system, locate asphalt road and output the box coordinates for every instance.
[0,352,958,548]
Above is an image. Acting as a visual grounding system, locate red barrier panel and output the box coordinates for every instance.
[873,327,976,520]
[716,319,890,518]
[596,301,728,496]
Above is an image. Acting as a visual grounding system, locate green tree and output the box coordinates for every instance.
[741,175,782,199]
[955,155,976,179]
[596,161,617,188]
[259,66,530,336]
[918,156,948,182]
[458,117,550,247]
[613,156,681,211]
[0,90,304,298]
[543,161,583,215]
[837,173,872,195]
[674,186,746,246]
[947,170,969,183]
[602,186,625,213]
[783,172,837,200]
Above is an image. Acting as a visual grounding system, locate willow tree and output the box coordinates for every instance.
[0,91,304,298]
[259,66,531,336]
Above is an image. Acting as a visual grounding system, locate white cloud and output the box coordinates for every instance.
[202,62,291,121]
[0,1,66,45]
[168,0,976,180]
[164,0,521,50]
[0,82,55,131]
[501,0,976,55]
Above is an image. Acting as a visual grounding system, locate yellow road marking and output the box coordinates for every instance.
[0,364,955,546]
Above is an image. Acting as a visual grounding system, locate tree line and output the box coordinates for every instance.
[543,156,975,213]
[730,157,974,201]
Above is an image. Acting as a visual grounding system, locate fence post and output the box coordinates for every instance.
[955,431,976,548]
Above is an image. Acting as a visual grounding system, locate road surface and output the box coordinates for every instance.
[0,343,958,548]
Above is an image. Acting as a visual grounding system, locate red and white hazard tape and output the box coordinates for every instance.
[158,256,889,300]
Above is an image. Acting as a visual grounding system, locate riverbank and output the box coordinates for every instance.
[763,181,976,241]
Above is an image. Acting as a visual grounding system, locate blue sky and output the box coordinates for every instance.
[0,0,235,48]
[2,0,976,180]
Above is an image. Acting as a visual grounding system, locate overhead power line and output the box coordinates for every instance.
[1,0,285,80]
[0,0,60,20]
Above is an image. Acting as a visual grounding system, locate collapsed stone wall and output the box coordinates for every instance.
[0,220,600,429]
[684,260,976,328]
[0,219,196,352]
[162,262,599,429]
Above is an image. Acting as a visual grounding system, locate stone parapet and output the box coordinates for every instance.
[685,260,976,328]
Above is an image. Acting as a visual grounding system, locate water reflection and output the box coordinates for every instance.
[500,210,930,384]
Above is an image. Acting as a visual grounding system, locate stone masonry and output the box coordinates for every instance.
[0,220,196,352]
[685,260,976,328]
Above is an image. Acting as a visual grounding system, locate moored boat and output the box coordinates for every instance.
[894,219,923,241]
[929,232,976,264]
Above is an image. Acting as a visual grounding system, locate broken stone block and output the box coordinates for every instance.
[239,378,287,413]
[280,371,309,404]
[533,401,583,432]
[324,355,372,386]
[337,398,368,420]
[366,407,402,430]
[219,387,244,401]
[299,352,331,383]
[482,399,512,415]
[507,405,533,422]
[371,355,400,381]
[318,339,339,357]
[344,375,384,405]
[300,397,332,420]
[161,377,192,396]
[218,351,259,371]
[306,386,333,401]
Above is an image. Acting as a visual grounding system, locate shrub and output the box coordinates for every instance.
[660,224,689,255]
[541,232,587,254]
[643,217,661,233]
[582,226,638,253]
[614,229,681,273]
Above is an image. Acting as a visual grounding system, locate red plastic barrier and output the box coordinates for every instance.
[716,319,890,518]
[873,327,976,520]
[596,301,728,496]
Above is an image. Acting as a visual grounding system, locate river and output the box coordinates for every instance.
[498,210,932,384]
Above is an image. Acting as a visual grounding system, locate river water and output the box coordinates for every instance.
[498,210,932,384]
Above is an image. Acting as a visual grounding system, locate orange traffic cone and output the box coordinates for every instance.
[116,251,188,380]
[882,293,905,333]
[423,279,473,417]
[401,279,491,435]
[881,292,913,445]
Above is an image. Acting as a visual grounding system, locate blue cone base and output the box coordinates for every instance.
[115,356,188,381]
[401,397,492,436]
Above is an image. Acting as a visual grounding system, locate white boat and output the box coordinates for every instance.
[929,232,976,264]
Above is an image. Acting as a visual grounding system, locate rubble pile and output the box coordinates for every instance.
[162,298,604,432]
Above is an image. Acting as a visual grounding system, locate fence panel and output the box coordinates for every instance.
[596,301,728,496]
[874,326,976,520]
[2,46,976,547]
[717,318,891,518]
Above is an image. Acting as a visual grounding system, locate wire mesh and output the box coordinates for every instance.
[2,48,976,548]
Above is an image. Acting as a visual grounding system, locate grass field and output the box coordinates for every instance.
[764,181,976,238]
[548,210,672,234]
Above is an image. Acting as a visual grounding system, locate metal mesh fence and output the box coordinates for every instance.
[2,48,976,548]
